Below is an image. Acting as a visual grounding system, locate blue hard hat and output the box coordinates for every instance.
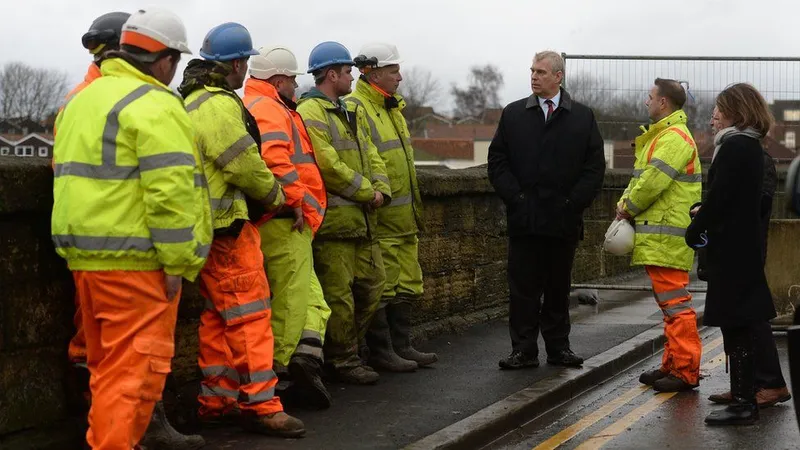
[199,22,259,62]
[307,41,354,73]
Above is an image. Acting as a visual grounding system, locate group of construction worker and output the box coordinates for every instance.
[53,7,435,449]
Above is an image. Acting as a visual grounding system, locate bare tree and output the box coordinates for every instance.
[0,62,69,120]
[451,64,504,121]
[398,66,442,133]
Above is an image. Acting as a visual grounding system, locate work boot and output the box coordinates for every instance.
[197,406,241,428]
[705,344,758,426]
[653,374,698,392]
[336,365,380,385]
[241,411,306,438]
[639,369,668,386]
[387,301,438,367]
[289,354,332,410]
[140,401,206,450]
[366,307,418,372]
[547,349,584,367]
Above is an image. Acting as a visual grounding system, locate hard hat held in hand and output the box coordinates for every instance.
[121,8,191,54]
[353,43,403,69]
[603,219,635,256]
[250,46,305,80]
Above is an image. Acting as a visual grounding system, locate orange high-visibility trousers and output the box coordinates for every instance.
[74,270,180,450]
[69,292,87,363]
[197,221,283,418]
[646,266,702,385]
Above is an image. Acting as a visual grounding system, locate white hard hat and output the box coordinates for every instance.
[120,8,191,54]
[354,42,403,68]
[603,219,635,256]
[250,46,305,80]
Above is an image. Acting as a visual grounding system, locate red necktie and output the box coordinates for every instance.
[545,99,554,121]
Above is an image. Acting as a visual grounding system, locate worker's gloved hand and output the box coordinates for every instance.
[685,221,709,249]
[165,274,182,301]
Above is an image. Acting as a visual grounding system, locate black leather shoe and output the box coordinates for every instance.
[653,374,698,392]
[547,349,584,367]
[639,369,668,386]
[705,401,759,426]
[499,351,539,370]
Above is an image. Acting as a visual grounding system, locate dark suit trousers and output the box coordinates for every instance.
[508,234,577,357]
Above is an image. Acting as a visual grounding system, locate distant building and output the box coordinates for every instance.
[0,133,54,159]
[413,138,475,169]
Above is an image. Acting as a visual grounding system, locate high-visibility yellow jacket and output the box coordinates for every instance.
[183,86,284,230]
[297,88,391,240]
[52,57,212,281]
[619,109,702,271]
[346,78,423,237]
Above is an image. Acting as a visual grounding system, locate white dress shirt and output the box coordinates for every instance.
[537,90,561,120]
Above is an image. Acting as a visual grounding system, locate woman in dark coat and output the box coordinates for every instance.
[685,83,782,426]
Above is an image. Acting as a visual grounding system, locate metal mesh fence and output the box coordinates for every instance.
[562,54,800,168]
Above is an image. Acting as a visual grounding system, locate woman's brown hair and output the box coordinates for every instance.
[715,83,774,136]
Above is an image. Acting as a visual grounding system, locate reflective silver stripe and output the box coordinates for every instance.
[348,96,403,152]
[246,97,263,109]
[140,152,196,172]
[194,173,208,188]
[625,198,643,215]
[196,244,210,258]
[327,194,359,207]
[277,170,299,185]
[216,135,256,168]
[390,194,412,206]
[372,174,390,186]
[53,234,153,252]
[54,163,138,180]
[303,192,325,216]
[200,384,239,399]
[663,301,694,317]
[103,85,157,166]
[300,330,322,341]
[261,131,290,143]
[676,173,703,183]
[202,365,240,382]
[211,191,245,211]
[632,169,643,178]
[295,344,324,359]
[241,388,275,404]
[150,226,194,244]
[636,224,686,237]
[240,370,276,385]
[341,172,364,198]
[303,119,329,131]
[186,91,214,113]
[219,298,271,323]
[263,182,281,205]
[377,139,403,152]
[654,288,691,304]
[650,158,680,180]
[56,85,156,180]
[291,153,315,164]
[326,112,360,152]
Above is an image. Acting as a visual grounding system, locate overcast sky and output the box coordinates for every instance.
[2,0,799,113]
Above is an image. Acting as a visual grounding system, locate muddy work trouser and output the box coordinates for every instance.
[259,218,331,367]
[378,235,424,307]
[75,269,179,450]
[646,265,702,385]
[313,238,385,369]
[197,222,283,418]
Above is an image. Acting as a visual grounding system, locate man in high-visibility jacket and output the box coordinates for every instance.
[52,8,212,449]
[617,78,702,392]
[178,22,304,437]
[348,43,437,373]
[243,46,332,408]
[297,41,392,385]
[61,11,207,450]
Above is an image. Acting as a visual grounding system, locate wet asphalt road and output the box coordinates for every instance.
[486,330,798,450]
